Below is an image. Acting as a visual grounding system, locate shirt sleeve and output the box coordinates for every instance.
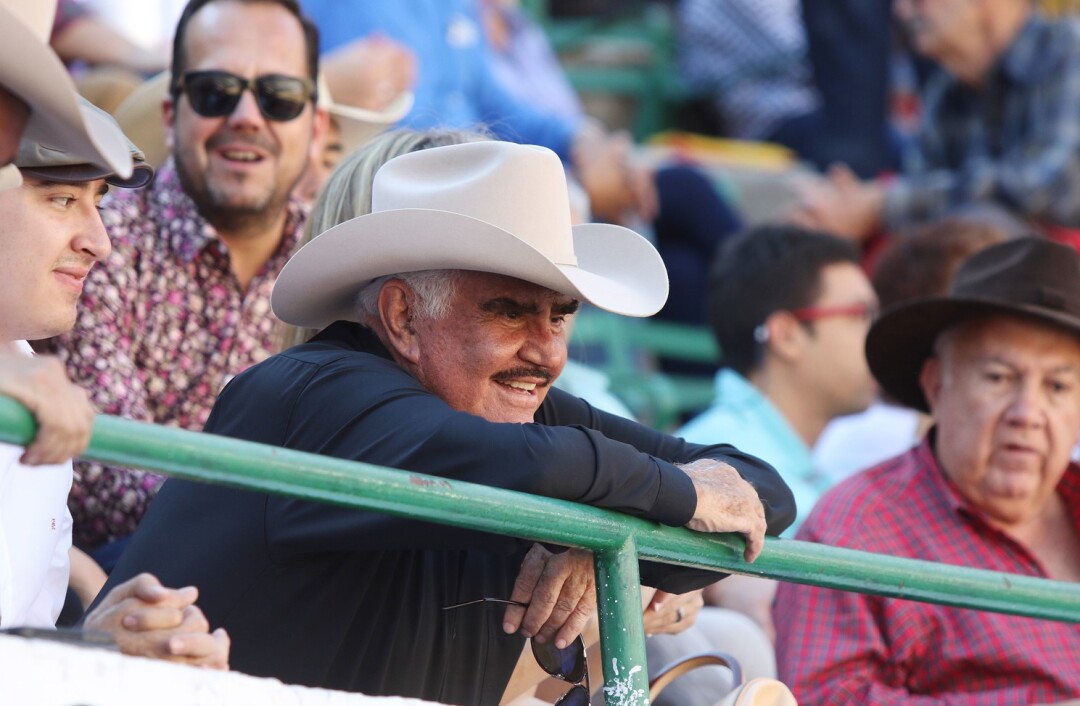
[883,48,1080,229]
[212,353,791,559]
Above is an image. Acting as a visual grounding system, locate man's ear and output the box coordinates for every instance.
[379,279,421,364]
[919,356,942,413]
[309,105,330,163]
[762,311,804,364]
[162,96,176,153]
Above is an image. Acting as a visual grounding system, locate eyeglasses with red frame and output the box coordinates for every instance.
[788,301,878,323]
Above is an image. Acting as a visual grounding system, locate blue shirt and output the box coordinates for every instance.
[678,369,826,535]
[300,0,578,159]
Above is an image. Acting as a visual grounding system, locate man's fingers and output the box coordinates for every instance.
[527,548,595,645]
[120,604,187,632]
[550,591,595,650]
[505,544,548,634]
[518,562,563,639]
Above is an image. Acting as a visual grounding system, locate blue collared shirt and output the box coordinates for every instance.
[678,369,827,535]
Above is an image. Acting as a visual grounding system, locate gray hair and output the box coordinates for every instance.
[276,128,487,351]
[355,270,461,325]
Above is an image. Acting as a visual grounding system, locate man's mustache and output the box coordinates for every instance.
[492,368,554,386]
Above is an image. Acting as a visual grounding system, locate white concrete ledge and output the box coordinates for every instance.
[0,634,446,706]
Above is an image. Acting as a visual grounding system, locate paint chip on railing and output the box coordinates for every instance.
[603,658,648,706]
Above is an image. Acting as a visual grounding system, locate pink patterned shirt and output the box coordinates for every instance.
[50,159,307,549]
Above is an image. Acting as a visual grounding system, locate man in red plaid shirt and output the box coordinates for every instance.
[774,238,1080,705]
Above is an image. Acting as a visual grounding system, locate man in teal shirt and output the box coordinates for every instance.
[678,224,877,642]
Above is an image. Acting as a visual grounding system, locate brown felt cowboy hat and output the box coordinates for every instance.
[866,237,1080,413]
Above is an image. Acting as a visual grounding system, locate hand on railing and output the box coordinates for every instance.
[0,352,93,465]
[679,459,768,562]
[503,544,597,651]
[83,573,230,669]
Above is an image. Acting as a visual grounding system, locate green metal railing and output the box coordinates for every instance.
[3,396,1079,704]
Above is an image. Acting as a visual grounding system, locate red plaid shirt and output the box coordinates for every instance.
[774,435,1080,705]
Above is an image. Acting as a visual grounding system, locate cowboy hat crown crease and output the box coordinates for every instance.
[373,141,579,267]
[271,141,669,328]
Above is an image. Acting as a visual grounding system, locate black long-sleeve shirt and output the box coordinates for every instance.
[99,322,794,704]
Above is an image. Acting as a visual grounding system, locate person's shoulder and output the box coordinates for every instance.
[798,449,923,546]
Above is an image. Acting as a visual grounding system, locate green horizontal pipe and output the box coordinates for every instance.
[3,397,1079,623]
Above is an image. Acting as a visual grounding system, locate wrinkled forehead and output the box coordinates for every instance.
[937,313,1080,368]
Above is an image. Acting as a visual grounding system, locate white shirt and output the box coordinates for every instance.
[0,341,72,628]
[812,400,923,485]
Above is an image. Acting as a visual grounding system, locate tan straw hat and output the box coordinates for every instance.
[272,141,670,328]
[0,0,133,189]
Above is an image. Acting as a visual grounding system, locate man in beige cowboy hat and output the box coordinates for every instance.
[99,140,795,704]
[774,237,1080,704]
[0,96,229,665]
[0,0,135,470]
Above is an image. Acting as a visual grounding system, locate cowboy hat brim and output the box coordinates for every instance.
[331,91,414,156]
[271,207,670,328]
[0,4,133,182]
[866,296,1080,413]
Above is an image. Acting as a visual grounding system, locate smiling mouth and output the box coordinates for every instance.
[500,381,537,393]
[219,149,264,163]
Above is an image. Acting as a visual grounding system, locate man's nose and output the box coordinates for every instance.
[75,210,112,262]
[226,86,266,127]
[520,321,565,369]
[1005,380,1046,428]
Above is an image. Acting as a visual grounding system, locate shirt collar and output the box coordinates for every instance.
[712,368,812,459]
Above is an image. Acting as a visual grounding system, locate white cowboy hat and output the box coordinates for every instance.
[272,141,670,328]
[113,71,413,168]
[318,75,413,156]
[0,0,133,189]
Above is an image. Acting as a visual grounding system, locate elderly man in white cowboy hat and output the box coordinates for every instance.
[0,96,229,666]
[774,237,1080,704]
[98,140,795,704]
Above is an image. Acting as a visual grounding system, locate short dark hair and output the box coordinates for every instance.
[708,224,860,376]
[169,0,320,96]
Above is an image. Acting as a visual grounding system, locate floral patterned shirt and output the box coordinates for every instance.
[49,159,307,549]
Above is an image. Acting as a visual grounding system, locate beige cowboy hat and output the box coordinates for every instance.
[17,96,154,189]
[866,237,1080,412]
[272,141,670,328]
[0,0,133,189]
[318,74,413,156]
[114,71,412,168]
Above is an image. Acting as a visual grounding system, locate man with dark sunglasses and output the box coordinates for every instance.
[45,0,328,571]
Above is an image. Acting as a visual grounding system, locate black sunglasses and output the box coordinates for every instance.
[443,598,591,706]
[175,70,316,122]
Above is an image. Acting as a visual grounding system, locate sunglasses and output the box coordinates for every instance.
[175,70,315,122]
[443,598,591,706]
